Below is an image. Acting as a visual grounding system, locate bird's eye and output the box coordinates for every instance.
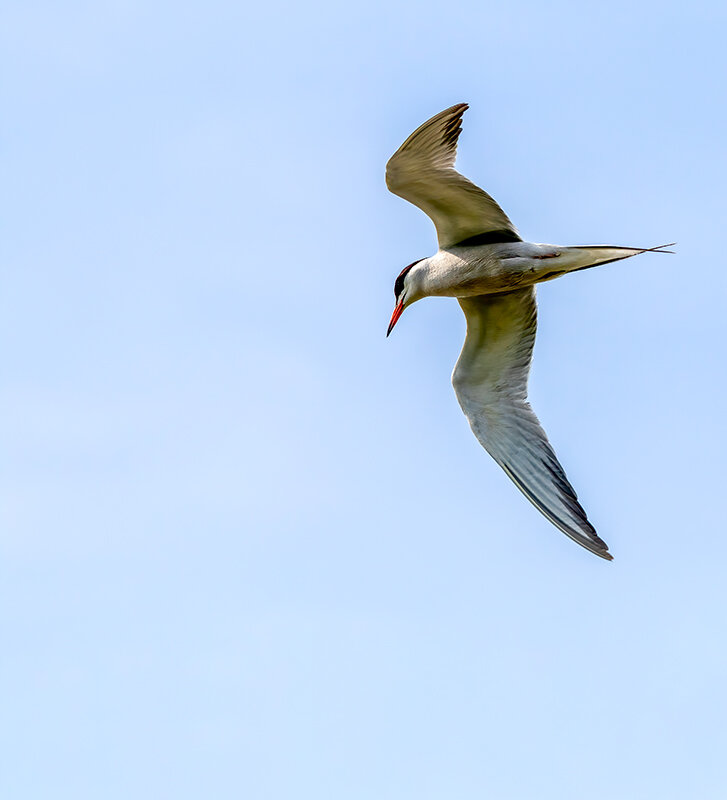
[394,259,422,298]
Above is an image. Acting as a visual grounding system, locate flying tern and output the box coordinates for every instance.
[386,103,672,560]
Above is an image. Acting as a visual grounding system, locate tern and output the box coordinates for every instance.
[386,103,672,560]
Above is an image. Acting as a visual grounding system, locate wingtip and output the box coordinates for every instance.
[442,102,469,119]
[583,538,613,561]
[588,534,613,561]
[585,542,613,561]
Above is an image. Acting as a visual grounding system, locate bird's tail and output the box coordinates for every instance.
[538,243,676,280]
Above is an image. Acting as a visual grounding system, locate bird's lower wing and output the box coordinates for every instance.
[452,289,612,560]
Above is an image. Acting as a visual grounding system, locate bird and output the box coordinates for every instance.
[385,103,673,560]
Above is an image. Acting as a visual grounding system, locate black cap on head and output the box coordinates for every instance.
[394,259,423,298]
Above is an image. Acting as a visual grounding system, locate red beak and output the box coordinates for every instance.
[387,301,404,337]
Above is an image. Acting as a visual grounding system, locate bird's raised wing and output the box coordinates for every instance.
[452,288,611,560]
[386,103,521,249]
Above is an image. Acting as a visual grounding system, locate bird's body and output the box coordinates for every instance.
[386,103,673,561]
[401,241,669,299]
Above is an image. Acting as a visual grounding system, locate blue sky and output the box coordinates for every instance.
[2,1,727,797]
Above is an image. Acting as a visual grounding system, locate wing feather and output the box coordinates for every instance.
[452,289,612,560]
[386,104,520,249]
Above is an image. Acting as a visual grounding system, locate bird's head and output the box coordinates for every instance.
[387,258,425,336]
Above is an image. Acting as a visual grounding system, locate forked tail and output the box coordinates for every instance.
[538,242,676,281]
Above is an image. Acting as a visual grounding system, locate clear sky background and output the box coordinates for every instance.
[2,1,727,798]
